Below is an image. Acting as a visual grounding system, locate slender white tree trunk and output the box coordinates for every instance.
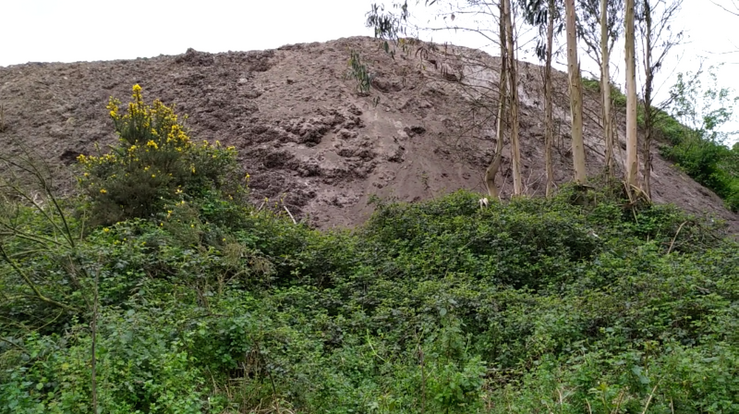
[545,0,556,197]
[565,0,587,183]
[600,0,614,175]
[485,0,510,199]
[625,0,639,188]
[504,0,523,195]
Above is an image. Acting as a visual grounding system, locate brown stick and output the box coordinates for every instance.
[667,221,688,254]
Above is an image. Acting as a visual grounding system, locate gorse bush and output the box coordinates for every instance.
[77,84,242,225]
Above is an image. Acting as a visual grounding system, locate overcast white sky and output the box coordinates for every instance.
[1,0,738,142]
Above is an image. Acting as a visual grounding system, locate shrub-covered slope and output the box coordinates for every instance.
[1,187,736,413]
[1,85,736,414]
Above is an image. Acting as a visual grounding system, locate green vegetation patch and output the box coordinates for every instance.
[0,87,737,413]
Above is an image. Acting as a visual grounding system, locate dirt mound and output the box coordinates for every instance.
[1,37,736,232]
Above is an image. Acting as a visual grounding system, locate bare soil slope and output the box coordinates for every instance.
[1,37,736,232]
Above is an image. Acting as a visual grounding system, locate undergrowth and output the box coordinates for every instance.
[0,87,737,414]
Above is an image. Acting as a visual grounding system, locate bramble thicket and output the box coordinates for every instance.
[0,86,736,413]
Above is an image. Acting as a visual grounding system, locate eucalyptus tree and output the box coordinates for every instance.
[625,0,639,188]
[364,1,526,197]
[487,0,511,199]
[503,0,524,196]
[637,0,684,198]
[576,0,624,175]
[519,0,564,196]
[564,0,587,183]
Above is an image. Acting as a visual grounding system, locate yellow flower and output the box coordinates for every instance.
[103,228,109,232]
[191,165,196,173]
[146,140,158,149]
[151,174,156,178]
[100,189,107,194]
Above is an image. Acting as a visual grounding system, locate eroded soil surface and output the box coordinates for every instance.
[1,37,736,233]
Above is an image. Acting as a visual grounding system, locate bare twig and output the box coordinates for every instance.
[283,206,297,224]
[641,383,660,414]
[0,336,28,353]
[0,242,77,312]
[667,221,688,254]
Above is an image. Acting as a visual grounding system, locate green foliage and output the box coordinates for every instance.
[77,84,244,225]
[581,77,600,94]
[3,184,736,413]
[2,87,737,412]
[599,65,738,211]
[662,135,739,211]
[347,50,374,95]
[659,68,739,212]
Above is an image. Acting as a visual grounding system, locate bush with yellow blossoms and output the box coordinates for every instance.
[77,84,242,225]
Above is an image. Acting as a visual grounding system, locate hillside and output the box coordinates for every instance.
[1,38,737,412]
[0,36,736,231]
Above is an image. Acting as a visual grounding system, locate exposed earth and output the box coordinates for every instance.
[0,36,736,232]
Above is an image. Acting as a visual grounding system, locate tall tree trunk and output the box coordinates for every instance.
[625,0,639,188]
[600,0,614,175]
[565,0,587,183]
[544,0,555,197]
[486,67,507,199]
[504,0,523,195]
[485,0,510,199]
[642,0,653,198]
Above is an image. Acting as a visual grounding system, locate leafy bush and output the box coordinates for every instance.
[581,77,600,94]
[659,68,739,212]
[661,135,738,210]
[77,84,243,225]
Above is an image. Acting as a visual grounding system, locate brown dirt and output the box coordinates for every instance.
[0,37,736,233]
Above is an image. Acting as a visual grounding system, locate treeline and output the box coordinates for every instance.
[359,0,738,210]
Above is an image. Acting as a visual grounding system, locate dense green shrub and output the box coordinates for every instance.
[2,186,736,413]
[77,84,243,225]
[659,68,739,212]
[661,135,739,211]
